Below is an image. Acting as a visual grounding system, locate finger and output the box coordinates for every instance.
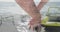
[29,21,40,28]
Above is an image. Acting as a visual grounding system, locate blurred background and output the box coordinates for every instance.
[0,0,60,32]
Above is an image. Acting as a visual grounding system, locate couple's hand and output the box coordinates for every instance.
[29,18,41,31]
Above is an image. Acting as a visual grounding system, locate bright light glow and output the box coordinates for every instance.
[0,0,15,2]
[0,0,60,2]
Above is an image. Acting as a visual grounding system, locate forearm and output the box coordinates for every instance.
[24,3,41,22]
[15,0,41,21]
[27,5,41,21]
[37,0,48,11]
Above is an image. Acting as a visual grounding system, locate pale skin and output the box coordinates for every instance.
[15,0,48,31]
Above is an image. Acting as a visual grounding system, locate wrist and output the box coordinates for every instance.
[32,16,41,23]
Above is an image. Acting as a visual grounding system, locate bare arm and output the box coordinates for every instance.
[15,0,41,23]
[15,0,48,23]
[15,0,48,30]
[37,0,48,11]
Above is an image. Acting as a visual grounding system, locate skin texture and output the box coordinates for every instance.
[15,0,48,31]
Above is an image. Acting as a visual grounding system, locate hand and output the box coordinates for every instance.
[28,18,41,31]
